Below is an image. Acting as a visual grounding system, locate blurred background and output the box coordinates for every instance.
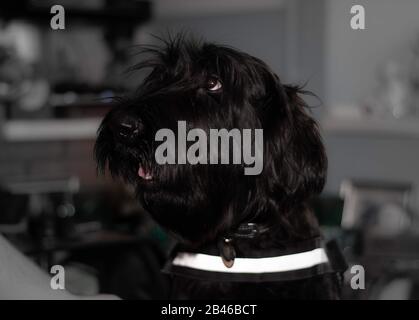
[1,0,419,299]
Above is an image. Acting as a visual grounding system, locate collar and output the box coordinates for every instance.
[163,237,347,283]
[228,222,270,239]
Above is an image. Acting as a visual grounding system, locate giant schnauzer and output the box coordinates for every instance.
[95,35,346,299]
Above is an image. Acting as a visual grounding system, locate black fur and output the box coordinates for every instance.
[95,34,340,299]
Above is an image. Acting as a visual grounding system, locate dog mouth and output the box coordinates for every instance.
[138,165,153,181]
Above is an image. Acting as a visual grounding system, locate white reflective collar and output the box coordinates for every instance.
[172,248,329,274]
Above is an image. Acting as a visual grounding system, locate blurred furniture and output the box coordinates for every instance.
[0,0,152,141]
[345,235,419,300]
[322,116,419,139]
[340,180,412,231]
[338,179,419,299]
[0,176,171,298]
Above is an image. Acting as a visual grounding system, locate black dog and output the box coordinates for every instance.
[95,35,346,299]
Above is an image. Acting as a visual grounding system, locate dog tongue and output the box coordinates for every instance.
[138,166,153,180]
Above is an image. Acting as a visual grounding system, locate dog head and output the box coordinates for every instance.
[95,35,327,245]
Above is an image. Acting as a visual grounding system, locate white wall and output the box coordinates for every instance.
[136,11,287,78]
[324,0,419,107]
[323,0,419,207]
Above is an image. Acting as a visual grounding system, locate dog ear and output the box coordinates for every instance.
[261,80,327,206]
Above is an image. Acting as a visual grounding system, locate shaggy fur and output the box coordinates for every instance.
[95,35,341,299]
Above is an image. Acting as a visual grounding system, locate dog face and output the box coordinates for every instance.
[95,36,327,245]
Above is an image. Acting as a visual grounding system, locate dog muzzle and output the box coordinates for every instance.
[163,236,347,283]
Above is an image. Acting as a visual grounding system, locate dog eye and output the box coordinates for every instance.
[206,77,222,92]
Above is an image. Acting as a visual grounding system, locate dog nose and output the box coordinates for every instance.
[112,117,142,142]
